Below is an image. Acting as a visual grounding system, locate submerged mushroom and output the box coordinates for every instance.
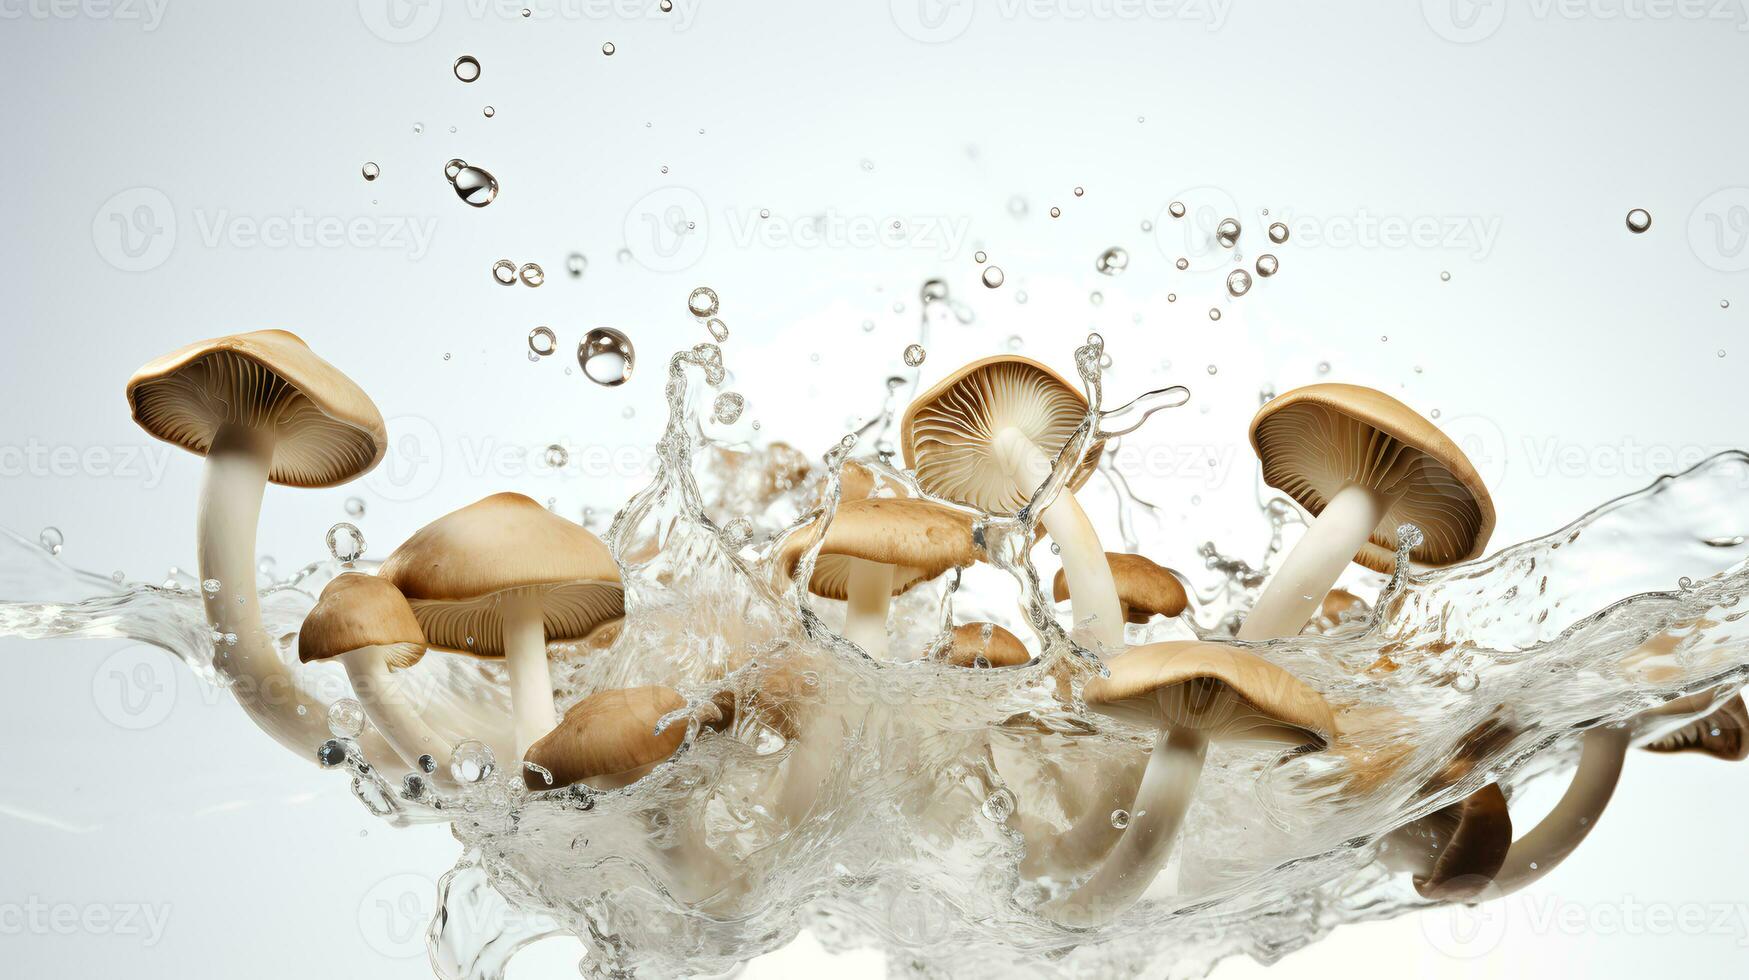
[945,622,1031,668]
[1053,552,1189,625]
[1051,641,1334,923]
[127,330,390,760]
[1240,384,1493,640]
[379,492,623,759]
[523,686,728,791]
[300,573,452,770]
[902,356,1125,650]
[1641,693,1748,760]
[1377,785,1512,901]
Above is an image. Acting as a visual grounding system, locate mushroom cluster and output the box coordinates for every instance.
[123,335,1749,941]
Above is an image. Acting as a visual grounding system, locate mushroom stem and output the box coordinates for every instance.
[341,646,452,771]
[1052,726,1208,925]
[995,428,1124,650]
[1238,481,1392,641]
[1492,726,1628,896]
[501,591,558,760]
[1025,753,1147,877]
[841,558,896,658]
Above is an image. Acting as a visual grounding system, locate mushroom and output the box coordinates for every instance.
[944,622,1031,668]
[1051,640,1334,923]
[777,497,978,659]
[126,330,389,759]
[378,492,624,759]
[523,686,728,791]
[299,573,452,770]
[1377,785,1512,901]
[1239,384,1494,641]
[901,356,1125,649]
[1641,693,1748,760]
[1052,552,1189,625]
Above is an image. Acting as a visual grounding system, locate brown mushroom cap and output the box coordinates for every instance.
[945,623,1031,668]
[1053,552,1189,623]
[1085,640,1335,747]
[126,329,387,487]
[1249,384,1495,574]
[523,686,727,790]
[298,573,427,670]
[379,492,623,656]
[1642,694,1749,761]
[778,497,977,599]
[900,355,1103,515]
[1412,784,1512,901]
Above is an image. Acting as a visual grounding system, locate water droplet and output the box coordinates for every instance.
[921,279,950,303]
[980,788,1016,823]
[688,286,720,318]
[482,105,495,118]
[1089,291,1103,305]
[202,578,221,594]
[1049,206,1061,218]
[1626,208,1652,234]
[1440,270,1452,282]
[492,259,518,285]
[1169,201,1186,219]
[1140,220,1153,232]
[326,523,365,563]
[528,325,557,357]
[1216,218,1241,248]
[1006,335,1023,350]
[328,699,367,738]
[1095,246,1129,276]
[518,263,545,287]
[1176,257,1189,271]
[660,0,673,10]
[860,319,875,333]
[344,497,366,518]
[1226,269,1253,297]
[903,344,927,367]
[545,445,569,468]
[1317,361,1332,375]
[1380,335,1389,343]
[1073,186,1085,197]
[578,327,635,386]
[981,266,1005,288]
[712,391,745,424]
[705,317,729,342]
[601,41,616,56]
[1452,670,1479,693]
[449,739,496,783]
[412,122,424,135]
[1110,809,1131,829]
[453,55,481,83]
[1719,349,1728,358]
[1166,293,1176,302]
[1722,299,1732,309]
[1014,290,1028,304]
[449,162,498,207]
[1431,408,1441,418]
[38,527,63,555]
[316,740,347,768]
[361,162,380,182]
[1208,308,1222,321]
[1206,364,1218,375]
[1267,222,1289,244]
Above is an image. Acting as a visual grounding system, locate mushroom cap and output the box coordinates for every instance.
[779,497,977,599]
[946,622,1031,668]
[126,329,387,488]
[379,492,624,656]
[1642,694,1749,761]
[523,686,728,790]
[900,355,1102,515]
[1412,784,1512,901]
[1053,552,1189,623]
[1249,384,1495,574]
[298,573,427,670]
[1085,640,1334,748]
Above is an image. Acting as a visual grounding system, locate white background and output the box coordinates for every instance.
[2,0,1748,976]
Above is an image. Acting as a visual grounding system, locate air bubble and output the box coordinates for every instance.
[447,161,498,207]
[326,523,365,564]
[492,259,518,285]
[38,527,63,555]
[1626,208,1652,234]
[1169,201,1186,218]
[453,55,481,83]
[601,42,616,56]
[1267,222,1289,244]
[712,392,745,424]
[903,344,927,367]
[1216,218,1241,248]
[706,318,729,342]
[578,328,636,386]
[1095,247,1129,276]
[981,266,1005,288]
[361,162,380,182]
[528,326,557,357]
[449,740,496,783]
[518,263,545,287]
[1226,269,1253,297]
[545,445,569,468]
[1255,254,1279,277]
[328,699,367,739]
[344,497,366,518]
[688,286,720,319]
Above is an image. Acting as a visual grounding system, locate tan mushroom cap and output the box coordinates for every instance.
[523,686,729,790]
[1412,784,1512,901]
[1249,384,1495,574]
[1053,552,1189,623]
[1642,694,1749,761]
[900,355,1103,515]
[778,497,978,599]
[298,573,427,670]
[1085,641,1335,748]
[946,623,1031,668]
[379,492,623,657]
[126,329,387,488]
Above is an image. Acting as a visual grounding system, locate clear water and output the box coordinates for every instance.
[3,326,1748,979]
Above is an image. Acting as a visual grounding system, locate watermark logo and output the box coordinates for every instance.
[1421,896,1509,957]
[623,185,710,272]
[1437,413,1509,490]
[358,873,436,958]
[92,187,175,273]
[363,415,446,504]
[891,0,976,42]
[1154,185,1241,272]
[91,645,178,731]
[1689,187,1749,272]
[358,0,442,42]
[1423,0,1509,42]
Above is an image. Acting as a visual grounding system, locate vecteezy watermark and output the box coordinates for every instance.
[623,186,710,273]
[891,0,1231,43]
[722,209,974,260]
[0,899,172,945]
[91,645,179,731]
[1423,892,1749,957]
[364,415,666,505]
[92,188,437,272]
[1425,0,1749,43]
[0,0,170,29]
[0,441,174,486]
[358,0,695,43]
[1268,208,1503,260]
[1688,187,1749,272]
